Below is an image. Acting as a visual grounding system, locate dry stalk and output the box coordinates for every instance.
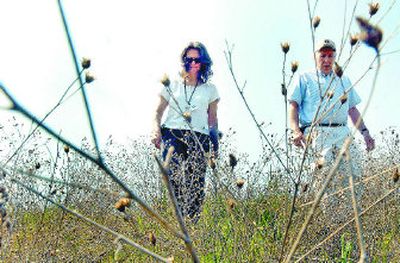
[154,152,200,263]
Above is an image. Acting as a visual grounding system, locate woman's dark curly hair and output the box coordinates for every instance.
[180,41,213,83]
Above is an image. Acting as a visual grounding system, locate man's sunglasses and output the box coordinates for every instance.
[184,57,202,64]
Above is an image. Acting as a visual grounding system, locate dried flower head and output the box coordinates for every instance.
[327,90,334,100]
[81,57,91,69]
[350,34,359,46]
[356,16,383,50]
[115,197,131,212]
[291,61,299,74]
[208,158,216,170]
[227,198,237,210]
[160,74,170,87]
[229,153,238,170]
[149,232,157,246]
[182,111,192,123]
[85,71,95,83]
[316,158,325,170]
[281,84,287,96]
[35,162,41,170]
[313,16,321,29]
[64,145,70,154]
[368,2,380,16]
[302,183,309,193]
[281,42,290,54]
[340,92,348,104]
[334,62,343,78]
[393,168,399,183]
[236,178,245,189]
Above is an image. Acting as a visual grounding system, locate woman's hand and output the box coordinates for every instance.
[151,128,162,149]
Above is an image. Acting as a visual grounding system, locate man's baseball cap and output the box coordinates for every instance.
[316,39,336,51]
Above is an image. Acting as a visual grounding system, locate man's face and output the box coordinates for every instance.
[316,49,336,75]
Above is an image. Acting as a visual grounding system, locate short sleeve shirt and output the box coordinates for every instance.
[160,80,220,135]
[289,70,361,127]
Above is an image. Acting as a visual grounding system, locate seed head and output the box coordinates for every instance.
[368,2,380,17]
[350,34,359,46]
[291,61,299,74]
[281,83,287,96]
[64,145,70,154]
[160,74,170,87]
[85,71,95,84]
[208,158,216,170]
[81,57,91,69]
[182,111,192,123]
[312,16,321,29]
[393,168,399,183]
[356,16,383,50]
[340,93,348,104]
[316,158,325,170]
[327,90,334,100]
[334,62,343,78]
[281,42,290,54]
[236,178,245,189]
[302,183,309,193]
[227,198,237,210]
[149,232,157,246]
[229,154,238,170]
[115,197,131,212]
[35,163,41,170]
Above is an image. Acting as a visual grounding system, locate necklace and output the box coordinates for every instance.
[183,78,199,123]
[184,79,198,106]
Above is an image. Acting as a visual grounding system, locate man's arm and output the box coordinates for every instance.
[348,106,375,151]
[289,101,305,147]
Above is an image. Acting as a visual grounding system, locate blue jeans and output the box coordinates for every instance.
[161,128,210,221]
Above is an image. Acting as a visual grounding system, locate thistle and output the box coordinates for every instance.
[64,145,70,154]
[291,61,299,74]
[149,232,157,246]
[208,158,216,170]
[227,198,237,210]
[115,197,131,212]
[393,168,399,183]
[160,74,170,87]
[316,158,325,170]
[281,42,290,54]
[236,178,245,189]
[350,34,359,46]
[327,90,334,100]
[229,153,238,170]
[281,84,287,96]
[312,16,321,29]
[368,2,380,17]
[81,57,91,69]
[334,62,343,78]
[340,93,348,104]
[302,183,309,193]
[356,16,383,51]
[85,71,95,84]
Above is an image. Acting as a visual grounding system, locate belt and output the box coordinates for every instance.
[300,123,346,133]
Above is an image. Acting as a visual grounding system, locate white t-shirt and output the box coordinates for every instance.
[160,80,220,135]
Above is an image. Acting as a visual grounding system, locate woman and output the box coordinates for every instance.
[151,42,219,222]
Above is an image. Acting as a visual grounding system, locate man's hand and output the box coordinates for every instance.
[293,129,305,148]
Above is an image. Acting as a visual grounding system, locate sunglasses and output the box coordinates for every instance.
[184,57,202,64]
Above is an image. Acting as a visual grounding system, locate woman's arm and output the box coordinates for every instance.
[208,100,219,157]
[151,95,168,149]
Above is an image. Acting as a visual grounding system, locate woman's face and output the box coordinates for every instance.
[184,49,201,75]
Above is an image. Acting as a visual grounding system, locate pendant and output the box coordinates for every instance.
[183,111,192,123]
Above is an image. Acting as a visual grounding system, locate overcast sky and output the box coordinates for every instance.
[1,0,399,158]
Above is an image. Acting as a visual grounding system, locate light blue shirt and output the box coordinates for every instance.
[289,70,361,127]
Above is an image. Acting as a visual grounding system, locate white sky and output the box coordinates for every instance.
[1,0,399,158]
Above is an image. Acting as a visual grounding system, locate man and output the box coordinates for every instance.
[289,38,376,207]
[289,39,375,156]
